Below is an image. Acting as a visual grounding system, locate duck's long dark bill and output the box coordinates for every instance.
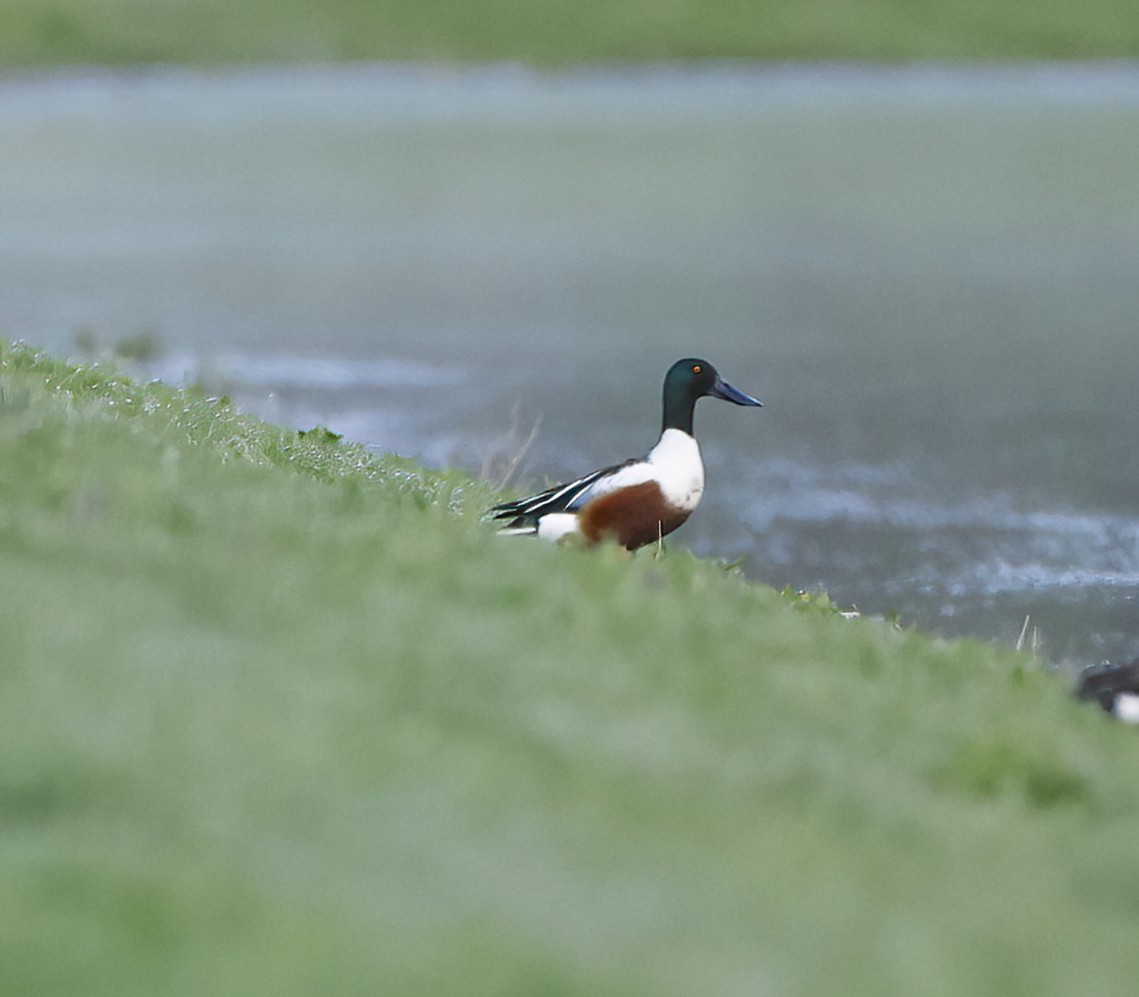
[711,376,763,407]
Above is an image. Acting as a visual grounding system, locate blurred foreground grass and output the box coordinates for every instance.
[3,340,1139,995]
[3,0,1139,67]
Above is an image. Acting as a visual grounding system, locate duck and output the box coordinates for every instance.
[487,358,762,551]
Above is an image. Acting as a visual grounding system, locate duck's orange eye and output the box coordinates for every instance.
[692,364,702,374]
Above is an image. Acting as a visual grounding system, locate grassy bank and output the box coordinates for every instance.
[3,0,1139,68]
[3,338,1139,995]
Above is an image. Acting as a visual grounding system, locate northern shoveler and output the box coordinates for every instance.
[488,358,762,551]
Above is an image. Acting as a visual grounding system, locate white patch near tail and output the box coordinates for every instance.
[1114,693,1139,724]
[536,513,582,543]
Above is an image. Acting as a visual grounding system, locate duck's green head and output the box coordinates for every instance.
[662,358,762,434]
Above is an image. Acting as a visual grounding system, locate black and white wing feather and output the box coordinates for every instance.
[487,459,636,533]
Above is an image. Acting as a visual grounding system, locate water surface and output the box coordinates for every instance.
[2,64,1138,664]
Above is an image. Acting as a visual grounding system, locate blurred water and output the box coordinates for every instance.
[2,64,1138,664]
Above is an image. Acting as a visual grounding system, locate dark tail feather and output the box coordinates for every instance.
[1076,657,1139,715]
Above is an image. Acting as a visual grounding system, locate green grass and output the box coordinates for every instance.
[3,0,1139,67]
[4,337,1139,995]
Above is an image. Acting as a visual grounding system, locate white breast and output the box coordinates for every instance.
[559,428,706,518]
[646,428,705,512]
